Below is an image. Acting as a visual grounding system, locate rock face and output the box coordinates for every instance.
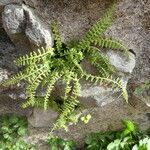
[3,5,25,34]
[23,4,53,48]
[28,108,58,128]
[2,3,53,52]
[0,0,149,149]
[0,68,9,83]
[79,51,136,107]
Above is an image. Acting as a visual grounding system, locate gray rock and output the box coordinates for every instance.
[106,50,136,74]
[26,101,150,148]
[2,4,31,52]
[0,95,32,116]
[0,0,20,6]
[79,51,136,107]
[28,108,58,128]
[0,68,9,83]
[23,4,53,48]
[2,4,25,34]
[0,0,21,13]
[2,3,53,52]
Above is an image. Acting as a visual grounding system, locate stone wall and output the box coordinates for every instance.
[0,0,149,149]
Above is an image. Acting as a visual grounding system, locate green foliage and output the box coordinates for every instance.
[1,4,129,132]
[84,120,150,150]
[134,80,150,96]
[46,136,76,150]
[0,114,36,150]
[81,114,92,124]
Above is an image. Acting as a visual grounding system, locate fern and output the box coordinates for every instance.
[44,72,59,110]
[92,38,129,55]
[77,4,116,50]
[81,71,128,102]
[85,47,114,76]
[51,22,62,52]
[52,74,80,131]
[1,4,129,133]
[15,47,54,66]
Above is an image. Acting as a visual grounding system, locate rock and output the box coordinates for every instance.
[26,101,150,148]
[0,68,9,83]
[2,4,31,52]
[0,95,32,116]
[28,108,58,128]
[0,0,149,148]
[23,4,53,48]
[0,0,21,28]
[2,4,25,34]
[106,50,136,74]
[2,3,53,52]
[79,51,136,107]
[0,0,20,6]
[0,0,21,13]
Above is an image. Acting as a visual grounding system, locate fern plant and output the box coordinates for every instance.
[1,4,129,132]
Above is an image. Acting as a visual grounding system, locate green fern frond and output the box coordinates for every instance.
[92,38,129,55]
[51,22,62,51]
[22,80,41,108]
[23,64,51,108]
[81,71,128,102]
[33,97,60,111]
[77,4,116,50]
[53,75,80,131]
[14,47,54,66]
[85,47,114,76]
[62,73,73,102]
[4,62,49,87]
[44,72,59,110]
[2,71,25,86]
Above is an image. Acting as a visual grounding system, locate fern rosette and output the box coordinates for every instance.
[1,4,129,132]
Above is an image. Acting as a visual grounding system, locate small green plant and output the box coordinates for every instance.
[81,114,92,124]
[46,136,76,150]
[134,80,150,96]
[0,114,36,150]
[1,3,129,132]
[85,120,150,150]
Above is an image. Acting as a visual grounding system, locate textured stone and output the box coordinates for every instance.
[26,101,150,148]
[0,0,21,13]
[0,27,18,68]
[0,68,9,83]
[106,50,136,74]
[0,0,21,28]
[2,3,53,52]
[79,51,136,107]
[2,4,31,52]
[0,0,20,6]
[2,4,25,34]
[23,4,53,48]
[28,108,58,128]
[0,95,32,116]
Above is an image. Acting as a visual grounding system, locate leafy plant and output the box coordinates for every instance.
[0,114,36,150]
[85,120,150,150]
[134,80,150,96]
[1,3,129,132]
[81,114,92,124]
[46,136,76,150]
